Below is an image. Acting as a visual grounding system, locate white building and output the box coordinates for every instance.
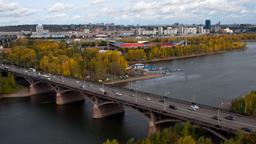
[178,26,197,35]
[31,25,49,38]
[164,27,178,35]
[223,28,233,34]
[197,26,205,34]
[84,29,90,34]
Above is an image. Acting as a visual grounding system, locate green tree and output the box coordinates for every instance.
[177,136,196,144]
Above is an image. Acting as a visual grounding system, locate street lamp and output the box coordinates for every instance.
[99,79,104,90]
[135,83,140,103]
[163,92,170,111]
[218,102,224,125]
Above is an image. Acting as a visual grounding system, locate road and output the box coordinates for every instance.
[1,64,256,134]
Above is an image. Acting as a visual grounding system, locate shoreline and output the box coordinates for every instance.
[0,87,31,98]
[129,51,227,65]
[104,73,166,85]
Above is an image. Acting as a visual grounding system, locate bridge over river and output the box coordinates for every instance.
[0,35,17,48]
[1,64,256,139]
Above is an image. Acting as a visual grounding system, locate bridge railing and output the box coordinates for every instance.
[110,85,232,112]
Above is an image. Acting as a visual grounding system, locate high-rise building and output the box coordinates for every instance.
[205,19,211,30]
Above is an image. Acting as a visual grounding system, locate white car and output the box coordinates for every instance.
[100,88,105,92]
[116,92,122,96]
[193,105,199,109]
[144,97,151,101]
[189,105,198,111]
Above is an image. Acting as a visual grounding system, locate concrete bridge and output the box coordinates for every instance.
[0,35,18,48]
[1,64,256,139]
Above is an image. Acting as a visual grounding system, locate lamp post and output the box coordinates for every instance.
[99,79,104,90]
[218,102,224,125]
[164,92,170,111]
[135,84,140,103]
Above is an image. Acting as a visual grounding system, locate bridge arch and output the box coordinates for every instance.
[155,119,182,125]
[200,126,227,141]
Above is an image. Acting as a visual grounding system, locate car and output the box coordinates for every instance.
[188,106,197,111]
[144,97,151,101]
[212,116,221,121]
[80,85,85,89]
[131,93,135,97]
[241,127,252,132]
[104,91,107,95]
[100,88,105,93]
[29,68,36,72]
[4,66,9,70]
[225,115,235,121]
[159,99,164,103]
[193,105,199,109]
[169,105,177,110]
[76,81,80,84]
[116,92,122,96]
[191,103,199,109]
[47,77,51,80]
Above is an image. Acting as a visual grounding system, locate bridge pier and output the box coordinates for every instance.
[92,103,124,119]
[29,85,37,96]
[56,92,85,105]
[148,112,157,136]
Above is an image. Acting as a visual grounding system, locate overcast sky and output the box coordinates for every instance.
[0,0,255,26]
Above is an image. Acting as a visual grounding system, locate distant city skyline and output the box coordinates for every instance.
[0,0,256,26]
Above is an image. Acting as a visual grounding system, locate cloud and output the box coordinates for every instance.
[0,0,36,18]
[90,0,106,5]
[49,3,72,13]
[46,13,68,20]
[104,0,254,23]
[0,0,255,25]
[71,15,82,20]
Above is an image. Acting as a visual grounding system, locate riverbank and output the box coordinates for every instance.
[129,51,227,64]
[0,86,30,99]
[104,73,166,85]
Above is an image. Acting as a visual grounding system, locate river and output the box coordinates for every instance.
[0,42,256,144]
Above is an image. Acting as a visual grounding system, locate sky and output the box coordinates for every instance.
[0,0,256,26]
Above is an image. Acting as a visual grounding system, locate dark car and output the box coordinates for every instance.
[159,99,164,103]
[169,105,177,110]
[104,91,107,95]
[241,127,252,132]
[225,115,235,121]
[212,116,221,121]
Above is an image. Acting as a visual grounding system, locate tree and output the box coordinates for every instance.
[197,137,212,144]
[103,139,119,144]
[181,122,190,136]
[177,136,196,144]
